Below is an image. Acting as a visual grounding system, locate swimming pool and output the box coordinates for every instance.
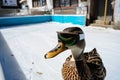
[0,15,86,27]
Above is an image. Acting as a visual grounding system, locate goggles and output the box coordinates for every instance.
[57,32,79,46]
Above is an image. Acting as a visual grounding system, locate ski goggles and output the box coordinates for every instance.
[57,32,79,46]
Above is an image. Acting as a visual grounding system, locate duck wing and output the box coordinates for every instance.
[84,48,106,80]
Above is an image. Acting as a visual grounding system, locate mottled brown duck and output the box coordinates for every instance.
[45,27,106,80]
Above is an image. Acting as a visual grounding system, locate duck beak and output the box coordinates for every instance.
[45,42,68,59]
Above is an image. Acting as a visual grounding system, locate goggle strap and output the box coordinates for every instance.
[79,34,85,40]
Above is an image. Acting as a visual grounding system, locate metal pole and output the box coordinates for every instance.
[104,0,108,25]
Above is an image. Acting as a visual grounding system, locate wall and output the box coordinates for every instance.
[114,0,120,24]
[0,15,86,27]
[0,15,52,27]
[27,0,32,9]
[0,32,27,80]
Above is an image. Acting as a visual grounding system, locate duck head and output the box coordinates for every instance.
[45,27,85,61]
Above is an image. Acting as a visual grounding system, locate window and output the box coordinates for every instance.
[70,0,78,6]
[61,0,70,7]
[0,0,2,7]
[81,0,87,2]
[32,0,46,7]
[53,0,78,8]
[53,0,60,7]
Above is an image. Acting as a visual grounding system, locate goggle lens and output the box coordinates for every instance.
[57,33,79,46]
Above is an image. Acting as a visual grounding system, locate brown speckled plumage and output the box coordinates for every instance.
[62,48,106,80]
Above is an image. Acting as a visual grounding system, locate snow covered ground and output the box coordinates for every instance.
[0,22,120,80]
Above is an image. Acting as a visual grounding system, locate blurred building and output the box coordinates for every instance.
[114,0,120,24]
[0,0,115,26]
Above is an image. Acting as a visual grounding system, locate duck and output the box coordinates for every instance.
[45,27,106,80]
